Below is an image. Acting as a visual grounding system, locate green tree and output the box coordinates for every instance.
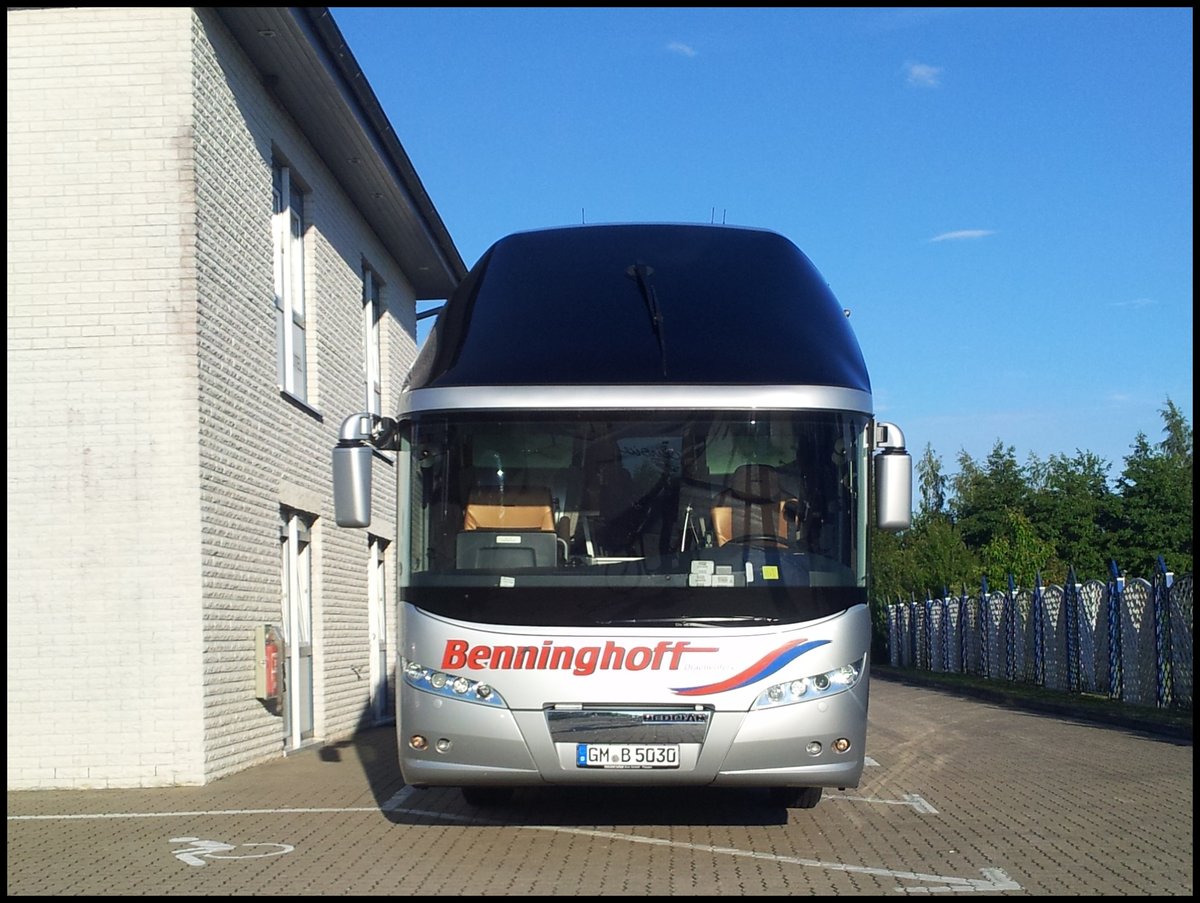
[910,516,980,596]
[950,441,1031,550]
[1159,397,1192,460]
[1026,450,1118,582]
[870,526,914,604]
[874,399,1193,652]
[980,508,1060,588]
[868,527,912,658]
[916,443,946,518]
[1114,399,1193,575]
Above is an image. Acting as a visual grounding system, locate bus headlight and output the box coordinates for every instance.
[401,658,508,708]
[751,655,866,709]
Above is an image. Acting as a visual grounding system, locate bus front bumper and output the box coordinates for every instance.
[398,681,868,790]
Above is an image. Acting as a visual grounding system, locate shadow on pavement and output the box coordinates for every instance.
[872,666,1193,745]
[389,783,792,828]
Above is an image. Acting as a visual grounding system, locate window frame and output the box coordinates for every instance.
[279,506,315,746]
[273,162,308,402]
[362,265,383,417]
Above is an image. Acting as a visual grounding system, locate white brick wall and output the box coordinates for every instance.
[7,7,205,790]
[7,8,424,788]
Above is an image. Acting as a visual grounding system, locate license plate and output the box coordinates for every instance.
[576,743,680,769]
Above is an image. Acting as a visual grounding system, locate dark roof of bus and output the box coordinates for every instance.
[406,223,871,392]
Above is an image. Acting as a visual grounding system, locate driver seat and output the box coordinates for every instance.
[711,464,795,547]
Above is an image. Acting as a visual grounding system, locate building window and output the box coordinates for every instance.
[273,162,308,401]
[367,535,391,723]
[280,507,315,746]
[362,266,383,416]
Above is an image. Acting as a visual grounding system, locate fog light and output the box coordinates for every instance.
[410,734,428,750]
[806,741,822,756]
[435,738,452,753]
[832,737,851,753]
[813,674,831,691]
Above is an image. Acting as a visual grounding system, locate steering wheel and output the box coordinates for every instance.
[728,533,789,548]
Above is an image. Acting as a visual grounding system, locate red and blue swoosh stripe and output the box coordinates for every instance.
[670,638,830,696]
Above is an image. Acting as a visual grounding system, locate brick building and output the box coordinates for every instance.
[6,7,466,788]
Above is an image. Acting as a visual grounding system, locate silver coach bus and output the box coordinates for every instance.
[334,223,911,808]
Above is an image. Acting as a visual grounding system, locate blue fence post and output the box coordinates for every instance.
[886,598,897,666]
[959,583,969,673]
[1005,573,1017,682]
[909,592,919,670]
[1065,566,1080,693]
[923,592,934,671]
[1154,556,1173,708]
[979,576,990,678]
[1107,559,1124,701]
[941,585,951,673]
[1033,571,1045,687]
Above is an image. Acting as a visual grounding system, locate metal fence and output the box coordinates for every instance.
[884,559,1193,710]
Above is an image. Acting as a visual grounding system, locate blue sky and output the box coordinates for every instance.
[331,7,1193,480]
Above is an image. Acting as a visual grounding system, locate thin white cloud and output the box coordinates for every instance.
[1110,297,1156,309]
[928,229,996,242]
[666,41,697,58]
[905,62,942,87]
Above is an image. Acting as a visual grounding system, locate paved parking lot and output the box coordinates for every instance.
[7,676,1193,895]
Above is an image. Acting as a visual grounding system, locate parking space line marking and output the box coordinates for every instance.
[9,807,388,821]
[824,792,938,813]
[508,823,1016,892]
[8,798,1017,892]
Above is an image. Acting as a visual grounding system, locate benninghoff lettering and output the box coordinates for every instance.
[441,640,719,677]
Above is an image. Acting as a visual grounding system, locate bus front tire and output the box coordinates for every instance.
[461,786,514,807]
[769,786,822,809]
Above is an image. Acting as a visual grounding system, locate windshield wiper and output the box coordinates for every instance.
[626,262,667,376]
[599,616,779,628]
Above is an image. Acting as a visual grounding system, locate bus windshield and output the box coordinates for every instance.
[405,411,870,628]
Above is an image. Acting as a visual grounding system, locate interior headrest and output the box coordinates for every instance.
[727,464,782,502]
[463,486,555,531]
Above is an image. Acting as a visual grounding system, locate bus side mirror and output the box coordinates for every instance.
[874,421,912,531]
[333,443,373,527]
[333,413,376,527]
